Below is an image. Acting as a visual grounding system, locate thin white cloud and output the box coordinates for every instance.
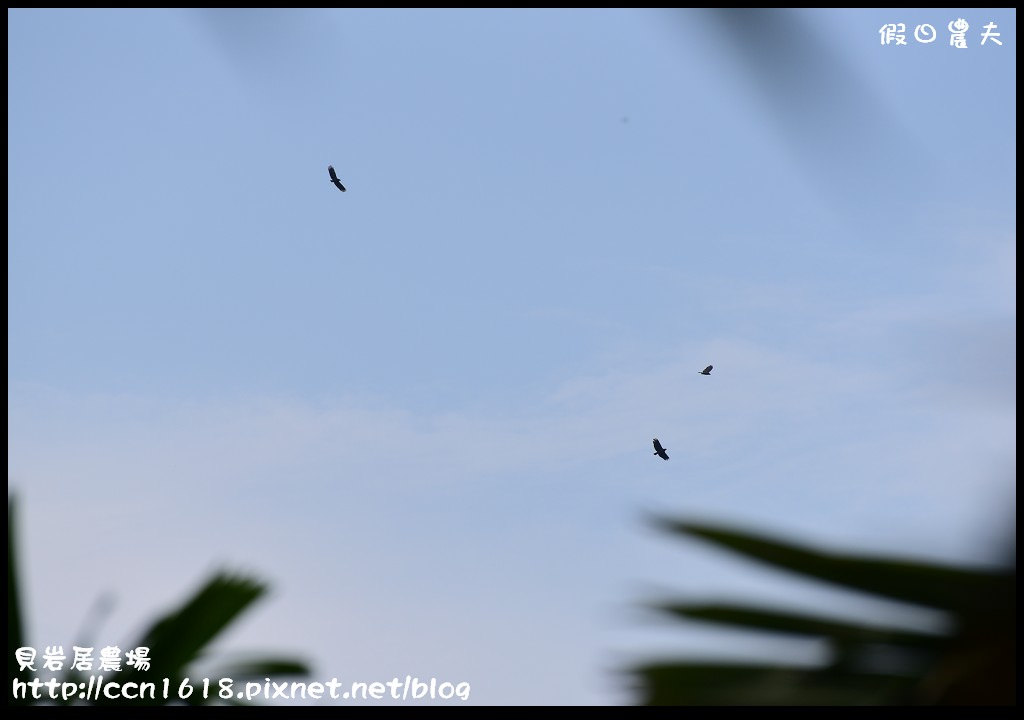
[8,297,1014,703]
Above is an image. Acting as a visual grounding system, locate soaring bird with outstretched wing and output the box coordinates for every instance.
[653,438,669,460]
[699,365,713,375]
[328,165,346,192]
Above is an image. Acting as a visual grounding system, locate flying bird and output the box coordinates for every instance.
[699,365,713,375]
[652,438,669,460]
[328,165,346,192]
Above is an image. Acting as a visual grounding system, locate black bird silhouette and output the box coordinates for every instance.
[328,165,346,192]
[699,365,713,375]
[653,438,669,460]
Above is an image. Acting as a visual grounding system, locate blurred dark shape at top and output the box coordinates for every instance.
[704,10,875,125]
[196,8,316,64]
[630,516,1016,705]
[192,8,339,103]
[697,9,926,215]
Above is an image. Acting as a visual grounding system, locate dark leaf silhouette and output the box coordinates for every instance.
[652,519,1009,611]
[8,498,30,706]
[632,517,1015,705]
[656,603,946,650]
[8,495,310,706]
[60,575,310,705]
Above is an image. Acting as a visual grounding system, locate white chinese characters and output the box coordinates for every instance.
[948,19,969,48]
[879,20,1004,47]
[70,646,94,671]
[15,647,37,672]
[879,23,907,45]
[42,646,66,672]
[13,646,152,672]
[125,646,152,671]
[981,22,1002,46]
[914,24,937,44]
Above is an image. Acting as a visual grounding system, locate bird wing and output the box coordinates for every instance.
[703,365,713,374]
[653,438,669,459]
[332,179,347,192]
[328,165,339,181]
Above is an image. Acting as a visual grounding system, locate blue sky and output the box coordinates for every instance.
[8,8,1016,705]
